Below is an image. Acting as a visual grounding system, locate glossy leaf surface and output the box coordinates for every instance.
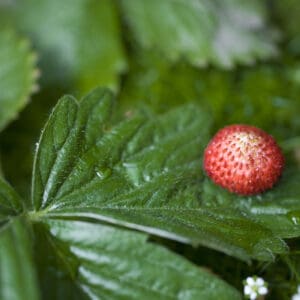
[0,217,40,300]
[38,219,241,300]
[31,87,292,262]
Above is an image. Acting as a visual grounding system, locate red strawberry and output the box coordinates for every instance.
[203,124,285,195]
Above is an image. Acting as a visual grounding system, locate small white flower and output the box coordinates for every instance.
[258,286,268,295]
[292,285,300,300]
[255,278,264,286]
[246,277,255,286]
[243,276,268,300]
[249,291,257,300]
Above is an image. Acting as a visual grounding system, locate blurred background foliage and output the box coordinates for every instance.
[0,0,300,299]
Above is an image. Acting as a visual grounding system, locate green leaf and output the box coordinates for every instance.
[117,52,205,116]
[272,0,300,54]
[0,28,37,131]
[31,87,117,210]
[120,0,214,67]
[198,163,300,243]
[0,177,23,222]
[0,86,67,199]
[120,0,278,68]
[227,166,300,239]
[119,56,300,260]
[38,219,241,300]
[31,87,288,261]
[2,0,127,92]
[0,217,40,300]
[210,0,278,67]
[119,53,300,141]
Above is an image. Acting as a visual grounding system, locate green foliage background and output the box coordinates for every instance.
[0,0,300,299]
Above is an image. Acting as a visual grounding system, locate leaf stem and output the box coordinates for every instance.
[26,209,50,222]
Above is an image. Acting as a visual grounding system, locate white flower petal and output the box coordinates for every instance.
[298,285,300,294]
[258,286,268,295]
[250,291,257,300]
[292,294,300,300]
[255,277,264,286]
[246,277,255,286]
[244,285,252,295]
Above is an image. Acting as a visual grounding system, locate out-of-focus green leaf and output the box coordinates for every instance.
[272,0,300,54]
[30,87,288,261]
[0,177,23,222]
[120,0,278,68]
[1,0,127,92]
[210,0,278,67]
[0,217,40,300]
[37,219,241,300]
[120,0,214,67]
[0,28,37,131]
[117,52,204,116]
[119,53,300,141]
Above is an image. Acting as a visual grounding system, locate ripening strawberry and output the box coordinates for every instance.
[203,124,285,195]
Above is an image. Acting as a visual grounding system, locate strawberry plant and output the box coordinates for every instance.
[0,1,300,299]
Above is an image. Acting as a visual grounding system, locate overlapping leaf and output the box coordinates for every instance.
[0,217,40,300]
[120,0,278,68]
[35,219,241,300]
[0,177,23,223]
[31,87,291,262]
[0,28,37,131]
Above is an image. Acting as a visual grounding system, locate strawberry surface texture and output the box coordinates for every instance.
[203,124,285,195]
